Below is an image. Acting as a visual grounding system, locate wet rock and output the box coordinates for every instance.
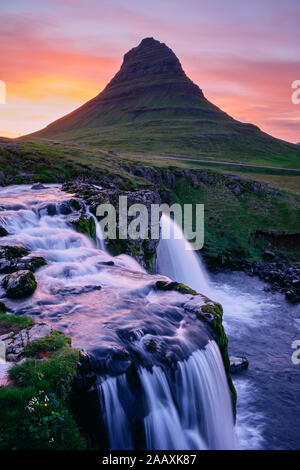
[3,323,53,361]
[0,249,45,275]
[0,259,12,274]
[263,251,275,261]
[229,356,249,374]
[70,213,96,240]
[0,226,8,237]
[31,182,46,190]
[286,290,300,303]
[0,245,28,260]
[27,324,52,343]
[0,246,30,274]
[38,202,57,216]
[2,270,37,298]
[19,255,47,272]
[145,338,157,353]
[155,280,197,295]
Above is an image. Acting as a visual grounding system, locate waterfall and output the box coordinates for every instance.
[98,375,133,450]
[85,208,106,251]
[156,214,211,297]
[98,341,236,450]
[0,186,236,450]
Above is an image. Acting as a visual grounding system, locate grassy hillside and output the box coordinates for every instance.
[171,174,300,264]
[0,139,143,188]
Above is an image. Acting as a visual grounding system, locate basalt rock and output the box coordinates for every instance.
[207,254,300,302]
[2,270,37,299]
[70,213,96,241]
[0,246,46,275]
[31,182,46,190]
[0,227,8,237]
[2,323,52,361]
[62,181,162,271]
[229,355,249,374]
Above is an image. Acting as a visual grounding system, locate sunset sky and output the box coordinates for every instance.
[0,0,299,143]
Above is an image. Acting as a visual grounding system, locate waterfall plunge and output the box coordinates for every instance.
[98,341,236,450]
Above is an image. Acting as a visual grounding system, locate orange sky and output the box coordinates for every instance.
[0,0,299,143]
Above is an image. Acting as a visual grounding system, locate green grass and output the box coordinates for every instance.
[0,330,85,450]
[24,330,71,357]
[0,139,146,188]
[171,175,300,263]
[0,312,34,335]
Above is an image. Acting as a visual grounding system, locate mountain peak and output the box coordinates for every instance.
[106,37,187,89]
[31,38,300,165]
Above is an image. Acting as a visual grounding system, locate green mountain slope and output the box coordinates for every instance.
[29,37,300,166]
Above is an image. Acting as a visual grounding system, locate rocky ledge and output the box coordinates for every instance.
[209,255,300,303]
[62,181,163,271]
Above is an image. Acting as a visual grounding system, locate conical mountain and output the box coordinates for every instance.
[31,38,300,164]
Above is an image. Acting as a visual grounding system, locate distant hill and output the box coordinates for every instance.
[29,37,300,166]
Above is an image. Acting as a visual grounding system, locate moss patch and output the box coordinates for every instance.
[24,330,71,358]
[0,312,34,335]
[156,280,197,295]
[74,215,96,241]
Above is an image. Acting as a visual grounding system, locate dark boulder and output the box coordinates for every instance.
[263,251,275,261]
[31,182,46,190]
[229,355,249,374]
[2,270,37,299]
[0,227,8,237]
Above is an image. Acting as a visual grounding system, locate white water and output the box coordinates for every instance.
[99,375,133,450]
[157,214,211,297]
[98,341,236,450]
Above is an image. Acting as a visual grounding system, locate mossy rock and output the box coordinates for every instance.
[1,245,29,260]
[2,270,37,298]
[146,339,157,353]
[26,256,47,272]
[0,301,6,313]
[155,280,197,295]
[73,215,96,241]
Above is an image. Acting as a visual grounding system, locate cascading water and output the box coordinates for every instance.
[156,214,212,297]
[0,185,236,450]
[98,340,235,450]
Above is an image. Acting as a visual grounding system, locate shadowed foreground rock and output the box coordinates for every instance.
[2,270,37,298]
